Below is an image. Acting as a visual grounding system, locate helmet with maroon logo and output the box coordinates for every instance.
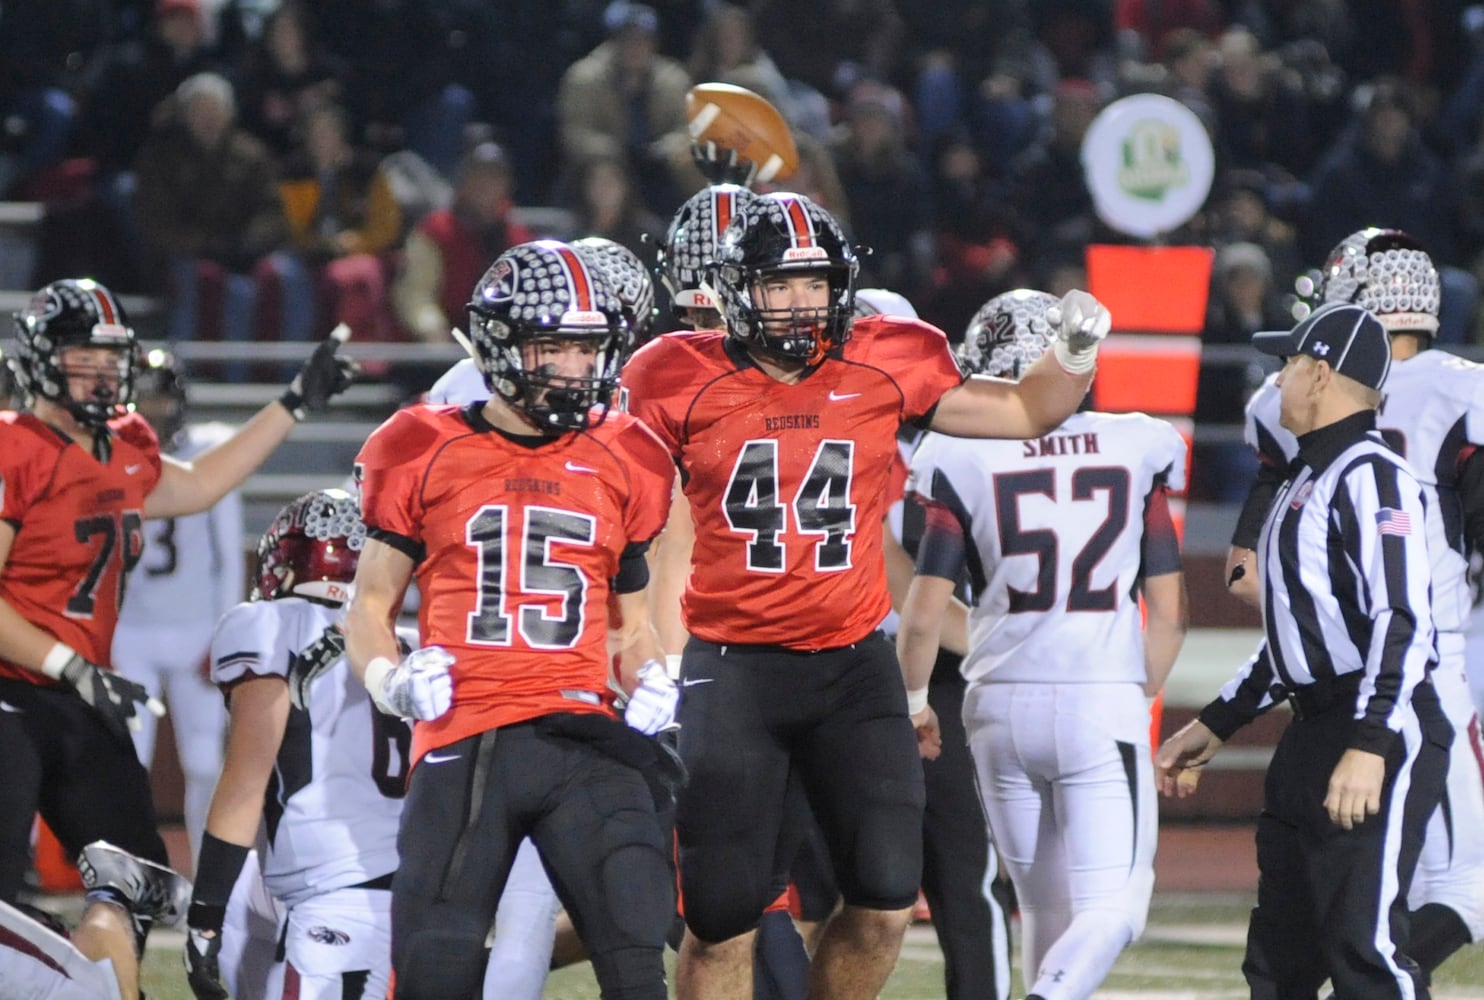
[658,184,755,324]
[253,488,365,604]
[467,240,627,432]
[10,278,137,428]
[960,289,1060,381]
[571,237,657,345]
[1316,228,1440,337]
[709,192,859,365]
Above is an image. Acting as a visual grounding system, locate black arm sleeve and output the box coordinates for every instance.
[1459,447,1484,556]
[612,541,652,594]
[1231,460,1285,550]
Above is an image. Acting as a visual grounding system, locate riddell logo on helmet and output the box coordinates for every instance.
[91,324,130,340]
[561,310,607,325]
[783,247,828,261]
[323,583,348,602]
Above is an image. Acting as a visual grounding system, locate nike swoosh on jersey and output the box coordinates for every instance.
[565,461,598,474]
[0,701,23,713]
[827,391,861,401]
[680,677,714,687]
[422,751,462,764]
[125,464,143,474]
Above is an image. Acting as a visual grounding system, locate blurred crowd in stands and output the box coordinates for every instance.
[7,0,1484,499]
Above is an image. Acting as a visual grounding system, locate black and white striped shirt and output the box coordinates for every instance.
[1201,411,1437,756]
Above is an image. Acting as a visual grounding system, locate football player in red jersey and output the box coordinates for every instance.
[344,240,681,999]
[622,192,1110,1000]
[0,279,354,966]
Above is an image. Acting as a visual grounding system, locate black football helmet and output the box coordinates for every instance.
[710,192,859,365]
[467,240,627,432]
[1316,227,1440,337]
[133,348,188,447]
[658,184,756,324]
[571,237,657,346]
[253,488,365,605]
[10,278,137,429]
[959,289,1059,380]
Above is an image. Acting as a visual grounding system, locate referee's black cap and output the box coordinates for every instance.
[1253,302,1391,390]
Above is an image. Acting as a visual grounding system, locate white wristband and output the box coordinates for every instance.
[41,643,77,680]
[906,686,930,716]
[363,656,396,701]
[1053,337,1098,375]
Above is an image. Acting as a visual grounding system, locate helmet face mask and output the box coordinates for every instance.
[468,241,627,433]
[960,289,1060,380]
[254,488,365,604]
[711,193,858,365]
[1318,228,1439,336]
[658,184,755,327]
[11,279,138,429]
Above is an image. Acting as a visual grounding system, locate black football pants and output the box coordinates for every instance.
[390,719,673,1000]
[0,678,168,905]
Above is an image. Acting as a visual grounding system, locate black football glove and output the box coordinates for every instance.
[280,325,358,421]
[287,626,348,711]
[57,654,163,744]
[184,922,229,1000]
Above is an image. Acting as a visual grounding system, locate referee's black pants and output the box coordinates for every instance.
[1243,679,1451,1000]
[923,660,1012,1000]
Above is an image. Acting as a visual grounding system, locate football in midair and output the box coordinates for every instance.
[686,82,798,183]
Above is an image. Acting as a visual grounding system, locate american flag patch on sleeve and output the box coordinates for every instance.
[1376,508,1412,536]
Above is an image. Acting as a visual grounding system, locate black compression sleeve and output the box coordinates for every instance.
[1231,460,1285,550]
[1459,447,1484,556]
[613,541,652,593]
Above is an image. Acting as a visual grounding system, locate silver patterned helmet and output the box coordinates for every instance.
[571,237,657,345]
[467,240,627,432]
[1317,228,1440,336]
[658,184,756,322]
[960,289,1060,380]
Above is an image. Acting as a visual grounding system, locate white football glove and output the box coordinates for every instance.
[364,646,454,721]
[1045,288,1111,374]
[625,659,680,735]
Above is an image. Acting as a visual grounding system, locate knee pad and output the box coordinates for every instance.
[593,840,675,952]
[587,945,668,1000]
[835,805,921,911]
[680,878,771,945]
[393,928,487,999]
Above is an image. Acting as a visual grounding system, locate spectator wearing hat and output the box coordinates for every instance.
[392,143,532,345]
[557,2,695,217]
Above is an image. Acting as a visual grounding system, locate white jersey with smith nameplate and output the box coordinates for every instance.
[120,422,243,627]
[909,411,1186,686]
[1246,350,1484,635]
[211,598,413,907]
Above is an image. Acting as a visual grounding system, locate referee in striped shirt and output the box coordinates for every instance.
[1157,303,1452,999]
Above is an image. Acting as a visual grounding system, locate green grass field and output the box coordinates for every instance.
[140,892,1484,999]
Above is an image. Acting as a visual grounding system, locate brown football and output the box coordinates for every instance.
[686,82,799,182]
